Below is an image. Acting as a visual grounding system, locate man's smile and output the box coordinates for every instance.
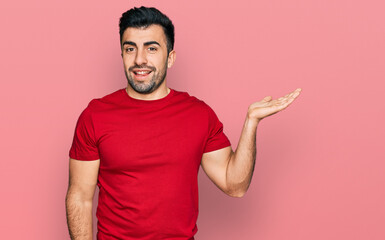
[134,70,151,74]
[130,68,154,80]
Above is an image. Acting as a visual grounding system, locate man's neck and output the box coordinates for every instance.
[125,86,170,101]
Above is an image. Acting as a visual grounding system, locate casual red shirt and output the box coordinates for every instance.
[69,88,231,239]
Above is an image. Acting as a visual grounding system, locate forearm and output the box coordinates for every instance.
[226,116,259,197]
[65,191,94,240]
[207,89,301,197]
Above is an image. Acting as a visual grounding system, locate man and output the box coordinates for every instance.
[65,6,301,240]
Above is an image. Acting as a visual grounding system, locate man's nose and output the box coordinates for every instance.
[134,49,147,66]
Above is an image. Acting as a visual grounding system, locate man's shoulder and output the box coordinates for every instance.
[173,89,204,103]
[172,89,212,112]
[86,88,125,110]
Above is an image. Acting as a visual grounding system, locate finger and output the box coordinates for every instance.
[293,88,302,97]
[281,94,298,108]
[287,88,301,100]
[289,88,301,95]
[288,89,299,97]
[291,89,301,99]
[280,89,297,101]
[275,100,292,112]
[262,96,272,102]
[269,88,301,113]
[277,93,297,107]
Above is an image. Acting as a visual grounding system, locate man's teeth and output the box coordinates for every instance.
[136,71,150,74]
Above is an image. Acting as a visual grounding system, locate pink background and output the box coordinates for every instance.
[1,0,384,239]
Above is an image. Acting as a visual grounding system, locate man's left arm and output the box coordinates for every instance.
[201,88,301,197]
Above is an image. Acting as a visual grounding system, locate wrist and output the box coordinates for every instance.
[245,114,260,129]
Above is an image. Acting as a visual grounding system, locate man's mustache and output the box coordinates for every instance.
[129,65,156,71]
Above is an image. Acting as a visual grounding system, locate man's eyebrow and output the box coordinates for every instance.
[122,41,137,47]
[144,41,161,46]
[122,41,161,47]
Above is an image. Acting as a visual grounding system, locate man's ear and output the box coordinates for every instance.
[167,50,176,68]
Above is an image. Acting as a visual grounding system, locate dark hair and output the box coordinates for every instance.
[119,6,175,53]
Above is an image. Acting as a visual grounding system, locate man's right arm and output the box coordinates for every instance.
[66,158,100,240]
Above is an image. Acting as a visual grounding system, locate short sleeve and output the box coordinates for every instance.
[203,105,231,153]
[69,106,100,160]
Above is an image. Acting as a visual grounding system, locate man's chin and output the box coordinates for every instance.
[129,82,156,94]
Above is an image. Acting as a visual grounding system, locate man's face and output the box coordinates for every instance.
[121,24,175,94]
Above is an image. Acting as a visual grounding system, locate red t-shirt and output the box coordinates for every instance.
[69,88,231,240]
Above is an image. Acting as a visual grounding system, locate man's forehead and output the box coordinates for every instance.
[122,24,166,43]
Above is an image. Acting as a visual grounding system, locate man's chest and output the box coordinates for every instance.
[94,107,208,173]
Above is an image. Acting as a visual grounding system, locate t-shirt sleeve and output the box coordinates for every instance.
[203,105,231,153]
[69,106,100,160]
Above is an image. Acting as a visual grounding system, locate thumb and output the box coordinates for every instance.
[262,96,272,102]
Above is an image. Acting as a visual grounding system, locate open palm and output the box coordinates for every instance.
[248,88,302,121]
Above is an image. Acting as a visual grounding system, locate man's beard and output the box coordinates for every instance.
[125,61,168,94]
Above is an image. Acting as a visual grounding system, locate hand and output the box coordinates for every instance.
[247,88,302,122]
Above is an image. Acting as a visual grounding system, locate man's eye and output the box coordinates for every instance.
[148,47,157,52]
[125,48,134,52]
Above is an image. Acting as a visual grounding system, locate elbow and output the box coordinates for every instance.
[226,187,247,198]
[225,178,249,198]
[229,192,246,198]
[65,192,94,216]
[65,188,94,207]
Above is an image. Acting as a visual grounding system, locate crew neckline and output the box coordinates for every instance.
[121,88,176,106]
